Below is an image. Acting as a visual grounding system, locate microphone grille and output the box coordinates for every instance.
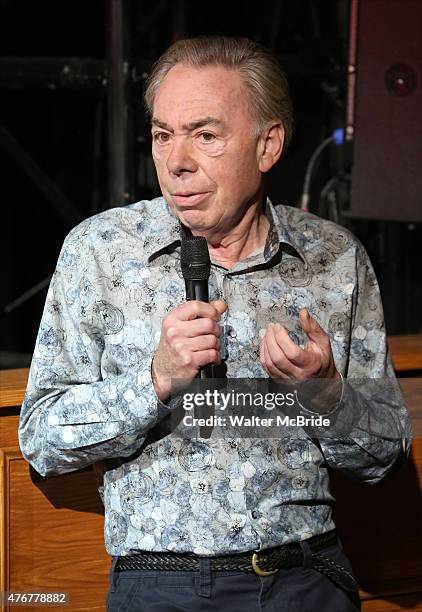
[181,236,211,281]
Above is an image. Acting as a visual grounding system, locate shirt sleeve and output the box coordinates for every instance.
[18,227,174,477]
[312,241,413,484]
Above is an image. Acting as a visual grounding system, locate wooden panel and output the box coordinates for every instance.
[362,593,422,611]
[0,406,110,611]
[0,369,28,408]
[0,414,19,454]
[389,334,422,372]
[3,452,110,612]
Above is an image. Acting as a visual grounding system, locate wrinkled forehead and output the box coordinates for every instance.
[152,63,253,126]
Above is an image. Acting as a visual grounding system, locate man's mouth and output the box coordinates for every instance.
[171,192,210,207]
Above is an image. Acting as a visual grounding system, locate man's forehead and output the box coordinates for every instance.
[152,64,249,127]
[154,63,246,104]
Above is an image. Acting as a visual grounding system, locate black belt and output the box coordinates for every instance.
[114,530,357,593]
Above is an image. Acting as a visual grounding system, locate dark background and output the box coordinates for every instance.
[1,0,421,368]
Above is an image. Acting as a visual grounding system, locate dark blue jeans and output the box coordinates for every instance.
[106,539,361,611]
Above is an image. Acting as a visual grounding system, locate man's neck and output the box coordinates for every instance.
[205,203,270,269]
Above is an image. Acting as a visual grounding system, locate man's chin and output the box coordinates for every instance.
[173,208,213,233]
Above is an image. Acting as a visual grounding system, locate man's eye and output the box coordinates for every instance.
[153,132,171,144]
[199,132,216,142]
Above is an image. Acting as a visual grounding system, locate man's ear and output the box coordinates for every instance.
[258,122,285,172]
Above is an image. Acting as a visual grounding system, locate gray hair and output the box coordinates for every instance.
[144,36,293,148]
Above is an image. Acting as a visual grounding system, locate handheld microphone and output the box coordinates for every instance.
[181,235,211,303]
[180,236,215,380]
[181,236,215,438]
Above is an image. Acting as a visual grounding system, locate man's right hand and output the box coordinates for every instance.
[152,300,227,402]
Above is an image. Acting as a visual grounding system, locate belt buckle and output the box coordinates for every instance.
[251,552,278,576]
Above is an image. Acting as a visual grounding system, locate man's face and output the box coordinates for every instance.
[151,64,265,238]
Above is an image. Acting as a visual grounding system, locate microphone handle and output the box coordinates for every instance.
[184,279,209,302]
[184,279,215,378]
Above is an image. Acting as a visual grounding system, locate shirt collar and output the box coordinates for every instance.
[144,196,307,266]
[144,198,182,263]
[264,198,308,267]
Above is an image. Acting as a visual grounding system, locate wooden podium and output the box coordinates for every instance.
[1,336,421,611]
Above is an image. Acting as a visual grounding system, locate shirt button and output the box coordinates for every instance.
[251,511,258,519]
[229,328,237,338]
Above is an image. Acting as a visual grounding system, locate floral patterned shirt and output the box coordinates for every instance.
[18,197,411,556]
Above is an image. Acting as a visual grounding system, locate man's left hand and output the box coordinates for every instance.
[260,308,342,412]
[260,308,340,382]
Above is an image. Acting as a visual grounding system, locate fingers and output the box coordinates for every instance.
[260,334,286,378]
[210,299,228,316]
[261,324,304,378]
[152,301,226,401]
[299,308,312,334]
[260,315,333,380]
[173,334,221,355]
[165,316,221,340]
[299,308,329,346]
[271,324,305,366]
[162,300,224,341]
[175,300,226,322]
[179,348,222,369]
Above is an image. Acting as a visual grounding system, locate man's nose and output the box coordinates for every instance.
[166,135,198,176]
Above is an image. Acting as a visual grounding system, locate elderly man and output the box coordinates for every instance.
[19,36,410,611]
